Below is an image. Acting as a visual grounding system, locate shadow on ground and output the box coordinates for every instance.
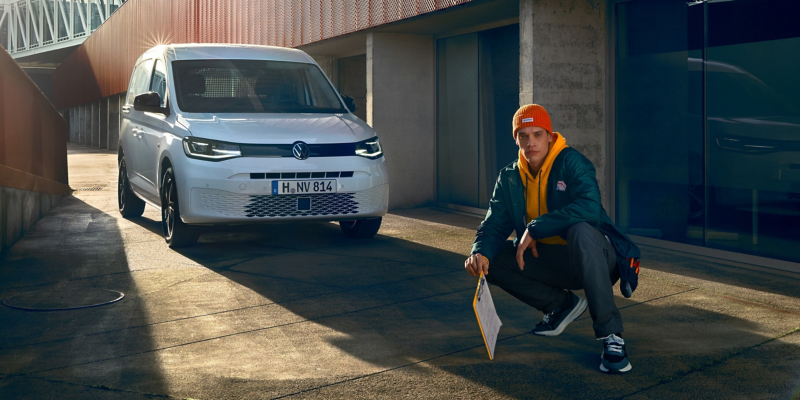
[132,214,800,399]
[1,189,799,399]
[0,196,169,399]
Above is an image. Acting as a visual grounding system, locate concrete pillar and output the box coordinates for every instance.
[519,0,535,106]
[91,101,99,147]
[367,33,435,209]
[518,0,608,204]
[108,95,120,151]
[99,98,108,149]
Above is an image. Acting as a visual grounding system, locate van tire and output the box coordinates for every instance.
[118,156,146,218]
[161,167,199,248]
[339,217,382,238]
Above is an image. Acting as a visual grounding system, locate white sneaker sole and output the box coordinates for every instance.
[600,355,632,373]
[533,296,588,336]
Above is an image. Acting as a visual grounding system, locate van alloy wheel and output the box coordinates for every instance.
[161,167,199,248]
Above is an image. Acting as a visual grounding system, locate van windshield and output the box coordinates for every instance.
[172,59,347,113]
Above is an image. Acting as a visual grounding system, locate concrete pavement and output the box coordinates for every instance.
[0,143,798,399]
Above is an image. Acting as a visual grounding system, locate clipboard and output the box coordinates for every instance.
[473,273,502,360]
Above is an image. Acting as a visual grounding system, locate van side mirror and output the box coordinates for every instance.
[134,92,170,116]
[341,95,357,113]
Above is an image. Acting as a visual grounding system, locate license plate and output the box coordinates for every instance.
[272,180,337,195]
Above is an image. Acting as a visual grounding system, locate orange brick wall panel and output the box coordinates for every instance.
[0,45,69,188]
[53,0,475,110]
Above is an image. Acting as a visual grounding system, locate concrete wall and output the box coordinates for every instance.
[99,99,109,149]
[0,186,64,255]
[91,102,99,147]
[66,93,124,150]
[82,103,90,145]
[367,33,436,209]
[108,94,121,151]
[311,55,338,87]
[520,0,608,207]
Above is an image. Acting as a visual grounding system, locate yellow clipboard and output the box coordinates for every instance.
[473,273,502,360]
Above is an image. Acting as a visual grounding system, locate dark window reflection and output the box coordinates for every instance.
[614,0,704,244]
[706,0,800,261]
[616,0,800,263]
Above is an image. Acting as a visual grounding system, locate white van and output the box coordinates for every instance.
[118,44,389,247]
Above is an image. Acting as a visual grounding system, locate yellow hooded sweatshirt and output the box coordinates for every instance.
[518,132,569,245]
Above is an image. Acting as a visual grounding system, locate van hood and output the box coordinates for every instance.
[176,113,374,144]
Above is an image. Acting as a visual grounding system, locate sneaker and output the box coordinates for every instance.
[599,334,632,374]
[532,291,588,336]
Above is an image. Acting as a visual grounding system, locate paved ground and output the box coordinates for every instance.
[1,144,799,399]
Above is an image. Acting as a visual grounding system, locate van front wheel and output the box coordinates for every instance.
[339,217,382,238]
[161,168,199,248]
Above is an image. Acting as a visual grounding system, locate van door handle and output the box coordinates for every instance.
[122,106,131,113]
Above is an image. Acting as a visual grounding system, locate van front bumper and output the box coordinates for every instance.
[175,155,389,224]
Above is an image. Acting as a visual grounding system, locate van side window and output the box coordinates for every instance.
[150,60,168,108]
[126,59,155,105]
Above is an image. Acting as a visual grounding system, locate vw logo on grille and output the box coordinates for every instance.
[292,142,310,160]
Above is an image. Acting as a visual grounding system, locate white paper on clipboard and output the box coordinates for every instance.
[473,273,502,360]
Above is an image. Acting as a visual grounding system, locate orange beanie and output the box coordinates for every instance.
[513,104,552,137]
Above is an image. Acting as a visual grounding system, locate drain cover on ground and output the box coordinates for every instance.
[2,288,124,311]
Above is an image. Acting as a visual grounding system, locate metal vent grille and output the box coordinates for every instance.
[244,193,358,217]
[250,171,353,179]
[196,184,386,218]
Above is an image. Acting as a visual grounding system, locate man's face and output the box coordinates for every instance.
[516,126,553,168]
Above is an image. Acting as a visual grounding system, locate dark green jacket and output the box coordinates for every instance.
[471,147,640,282]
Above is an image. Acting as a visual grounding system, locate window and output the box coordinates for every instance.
[150,59,168,108]
[127,59,155,105]
[172,59,346,113]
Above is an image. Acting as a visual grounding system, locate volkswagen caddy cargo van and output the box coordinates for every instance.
[118,44,389,247]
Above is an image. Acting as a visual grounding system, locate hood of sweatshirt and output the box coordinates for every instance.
[518,132,569,244]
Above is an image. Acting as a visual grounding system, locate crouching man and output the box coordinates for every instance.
[464,104,641,374]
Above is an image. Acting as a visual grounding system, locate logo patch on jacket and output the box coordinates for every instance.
[556,181,567,191]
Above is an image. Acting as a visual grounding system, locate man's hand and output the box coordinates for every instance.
[515,228,538,270]
[465,253,489,277]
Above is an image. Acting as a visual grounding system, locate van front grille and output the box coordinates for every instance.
[243,193,358,218]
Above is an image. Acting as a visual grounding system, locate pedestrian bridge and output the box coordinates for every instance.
[0,0,127,59]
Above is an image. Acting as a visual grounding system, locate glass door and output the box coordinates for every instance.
[436,25,520,210]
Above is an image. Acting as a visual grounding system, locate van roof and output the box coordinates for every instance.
[143,44,314,64]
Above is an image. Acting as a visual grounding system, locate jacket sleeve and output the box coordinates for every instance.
[471,174,515,263]
[526,151,602,239]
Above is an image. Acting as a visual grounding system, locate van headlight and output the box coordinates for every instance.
[355,137,383,159]
[183,137,241,161]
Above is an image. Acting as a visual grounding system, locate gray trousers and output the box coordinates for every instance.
[484,222,623,338]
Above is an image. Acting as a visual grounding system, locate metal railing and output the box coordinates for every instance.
[0,0,127,57]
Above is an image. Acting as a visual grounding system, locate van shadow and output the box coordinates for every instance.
[123,212,800,399]
[0,195,169,398]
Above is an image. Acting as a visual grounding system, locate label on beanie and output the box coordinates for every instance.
[521,118,534,123]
